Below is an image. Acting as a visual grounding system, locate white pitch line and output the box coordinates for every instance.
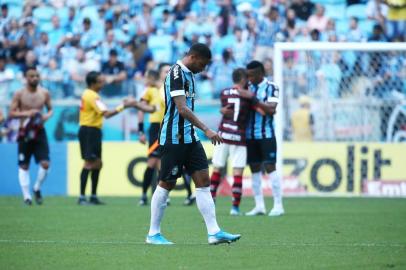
[0,239,405,248]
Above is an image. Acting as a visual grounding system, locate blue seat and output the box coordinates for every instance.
[80,5,99,23]
[324,4,346,20]
[358,19,375,36]
[33,5,55,22]
[335,19,349,35]
[7,5,22,18]
[346,4,367,20]
[311,0,346,5]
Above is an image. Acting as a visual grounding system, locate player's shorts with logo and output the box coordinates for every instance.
[159,141,208,182]
[78,126,102,160]
[212,143,247,168]
[247,137,277,165]
[148,122,161,158]
[18,128,50,165]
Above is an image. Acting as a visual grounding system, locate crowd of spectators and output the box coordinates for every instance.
[0,0,404,102]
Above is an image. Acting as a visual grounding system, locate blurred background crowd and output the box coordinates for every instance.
[0,0,405,102]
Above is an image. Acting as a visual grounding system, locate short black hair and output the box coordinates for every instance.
[145,69,159,80]
[1,4,8,10]
[187,43,212,60]
[232,68,247,84]
[86,71,101,87]
[246,60,265,73]
[109,49,118,56]
[24,66,37,76]
[158,62,171,73]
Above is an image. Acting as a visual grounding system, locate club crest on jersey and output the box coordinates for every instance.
[171,166,179,176]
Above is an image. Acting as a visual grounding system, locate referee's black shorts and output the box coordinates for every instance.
[159,141,208,182]
[148,122,161,158]
[79,126,102,160]
[247,137,277,165]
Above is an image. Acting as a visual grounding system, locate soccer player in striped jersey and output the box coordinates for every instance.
[239,60,285,217]
[210,68,252,216]
[146,43,241,245]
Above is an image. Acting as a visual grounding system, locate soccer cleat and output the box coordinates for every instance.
[208,230,241,245]
[230,206,241,216]
[77,197,89,205]
[146,233,174,245]
[139,196,148,206]
[269,206,285,217]
[89,196,105,205]
[24,199,32,206]
[183,195,196,206]
[33,189,43,205]
[245,207,266,216]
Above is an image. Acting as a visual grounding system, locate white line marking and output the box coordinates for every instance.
[0,239,405,248]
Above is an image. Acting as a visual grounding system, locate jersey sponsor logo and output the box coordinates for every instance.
[222,123,238,130]
[185,91,195,98]
[220,131,241,142]
[173,65,180,80]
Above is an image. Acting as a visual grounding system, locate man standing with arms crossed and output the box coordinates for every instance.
[241,60,285,217]
[146,43,241,245]
[78,71,155,205]
[9,67,53,205]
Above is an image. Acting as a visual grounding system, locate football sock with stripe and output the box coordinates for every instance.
[210,171,221,199]
[232,175,243,207]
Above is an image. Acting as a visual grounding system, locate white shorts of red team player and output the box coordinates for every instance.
[212,143,247,169]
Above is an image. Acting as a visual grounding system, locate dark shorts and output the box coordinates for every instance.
[79,126,102,160]
[18,128,50,165]
[247,138,277,165]
[159,141,209,182]
[148,122,161,158]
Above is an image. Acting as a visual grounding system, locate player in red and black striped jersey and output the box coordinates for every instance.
[210,68,252,215]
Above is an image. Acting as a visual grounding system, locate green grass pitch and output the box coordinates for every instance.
[0,196,405,270]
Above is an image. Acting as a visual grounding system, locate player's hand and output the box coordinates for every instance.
[237,89,254,99]
[123,97,135,108]
[220,104,233,118]
[139,133,147,144]
[28,109,40,117]
[205,129,223,145]
[41,114,51,122]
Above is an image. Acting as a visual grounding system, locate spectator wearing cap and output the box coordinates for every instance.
[101,49,127,97]
[21,17,37,49]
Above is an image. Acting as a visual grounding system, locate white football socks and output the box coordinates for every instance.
[18,168,31,200]
[251,172,265,210]
[148,185,169,236]
[34,166,48,192]
[196,187,221,235]
[269,171,283,208]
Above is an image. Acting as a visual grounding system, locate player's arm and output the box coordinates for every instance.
[42,91,53,122]
[237,88,277,116]
[125,99,156,113]
[137,100,147,144]
[173,95,223,145]
[9,91,39,118]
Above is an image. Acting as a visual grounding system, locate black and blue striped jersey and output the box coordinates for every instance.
[246,78,279,140]
[159,60,199,145]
